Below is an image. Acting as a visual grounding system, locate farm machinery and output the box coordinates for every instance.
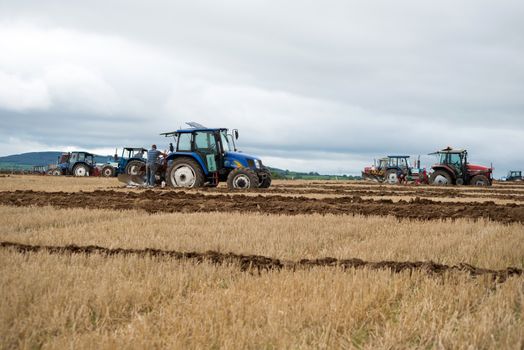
[362,155,428,184]
[52,151,97,176]
[429,147,493,186]
[503,170,522,181]
[160,123,271,189]
[100,147,147,177]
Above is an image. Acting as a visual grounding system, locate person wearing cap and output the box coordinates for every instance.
[146,144,165,187]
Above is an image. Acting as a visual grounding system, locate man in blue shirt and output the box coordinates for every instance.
[146,144,165,187]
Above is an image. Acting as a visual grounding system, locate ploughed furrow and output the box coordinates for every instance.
[234,186,524,201]
[1,241,521,282]
[1,190,524,223]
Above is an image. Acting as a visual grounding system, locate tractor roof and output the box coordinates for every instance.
[123,147,146,151]
[387,155,410,158]
[160,128,227,136]
[71,151,95,156]
[429,147,466,155]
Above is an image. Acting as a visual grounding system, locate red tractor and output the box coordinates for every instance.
[429,147,492,186]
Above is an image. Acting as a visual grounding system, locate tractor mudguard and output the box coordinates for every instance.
[431,165,456,180]
[166,153,209,174]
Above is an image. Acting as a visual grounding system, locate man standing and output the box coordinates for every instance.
[146,144,164,187]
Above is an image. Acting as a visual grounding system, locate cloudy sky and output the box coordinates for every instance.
[0,0,523,176]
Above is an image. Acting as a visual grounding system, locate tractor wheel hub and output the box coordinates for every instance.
[173,166,196,187]
[233,174,251,189]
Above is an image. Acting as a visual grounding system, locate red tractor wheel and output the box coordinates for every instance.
[470,175,489,186]
[429,170,452,186]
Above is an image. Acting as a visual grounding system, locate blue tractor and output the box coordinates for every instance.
[161,124,271,189]
[100,147,147,177]
[52,151,96,177]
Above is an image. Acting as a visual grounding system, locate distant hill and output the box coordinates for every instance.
[268,167,360,180]
[0,152,111,169]
[0,152,62,166]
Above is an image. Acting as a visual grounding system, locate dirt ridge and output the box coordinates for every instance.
[1,190,523,223]
[1,241,521,282]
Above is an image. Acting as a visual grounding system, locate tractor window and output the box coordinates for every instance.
[194,132,218,153]
[399,158,408,168]
[177,133,192,152]
[388,158,398,167]
[220,131,232,152]
[77,153,85,162]
[449,153,461,167]
[59,154,69,163]
[71,153,77,162]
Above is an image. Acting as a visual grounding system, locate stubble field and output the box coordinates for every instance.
[1,175,523,349]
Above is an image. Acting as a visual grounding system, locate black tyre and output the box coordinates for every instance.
[430,170,452,185]
[101,165,116,177]
[166,158,205,188]
[384,169,399,184]
[227,168,259,190]
[259,171,272,188]
[470,175,489,186]
[73,163,90,177]
[125,160,145,176]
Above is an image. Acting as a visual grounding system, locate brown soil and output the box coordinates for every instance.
[1,190,524,223]
[260,182,524,198]
[1,241,520,282]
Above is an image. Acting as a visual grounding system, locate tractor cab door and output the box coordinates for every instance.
[69,153,78,171]
[85,154,94,166]
[448,153,464,177]
[193,131,222,173]
[399,157,409,174]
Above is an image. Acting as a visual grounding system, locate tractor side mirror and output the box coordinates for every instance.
[234,130,239,140]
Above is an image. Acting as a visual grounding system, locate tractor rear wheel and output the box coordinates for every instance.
[101,165,115,177]
[430,170,452,185]
[384,169,399,184]
[125,160,145,176]
[227,168,259,190]
[73,164,90,177]
[470,175,489,186]
[166,158,205,188]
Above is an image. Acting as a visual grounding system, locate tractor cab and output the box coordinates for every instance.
[387,156,411,170]
[121,147,147,160]
[161,123,271,189]
[429,147,492,186]
[384,156,415,184]
[506,170,523,181]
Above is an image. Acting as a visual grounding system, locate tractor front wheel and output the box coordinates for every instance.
[430,170,452,185]
[101,165,115,177]
[73,164,90,177]
[258,171,272,188]
[227,168,259,190]
[470,175,489,186]
[166,158,205,188]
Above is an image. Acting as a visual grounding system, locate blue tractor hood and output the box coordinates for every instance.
[224,151,262,168]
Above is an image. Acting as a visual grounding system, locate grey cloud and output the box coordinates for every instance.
[0,0,523,177]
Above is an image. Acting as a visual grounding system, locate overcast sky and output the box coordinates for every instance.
[0,0,523,176]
